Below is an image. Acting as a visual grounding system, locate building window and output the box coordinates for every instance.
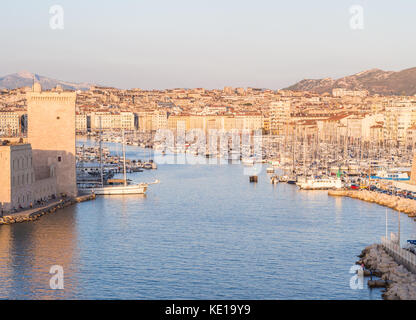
[58,156,62,162]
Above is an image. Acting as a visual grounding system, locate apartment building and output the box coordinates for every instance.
[137,110,168,131]
[75,113,88,133]
[383,103,416,144]
[332,88,368,98]
[270,101,291,135]
[235,113,263,131]
[90,111,136,131]
[0,112,21,136]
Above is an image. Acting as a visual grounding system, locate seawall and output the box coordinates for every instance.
[358,244,416,300]
[328,190,416,219]
[0,194,95,225]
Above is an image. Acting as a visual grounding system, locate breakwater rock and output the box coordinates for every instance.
[0,194,95,225]
[329,190,416,218]
[359,244,416,300]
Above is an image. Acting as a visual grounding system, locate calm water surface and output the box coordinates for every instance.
[0,139,415,299]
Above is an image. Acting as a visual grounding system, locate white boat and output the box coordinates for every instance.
[227,151,241,161]
[371,169,410,181]
[299,178,343,190]
[80,128,159,195]
[271,160,280,167]
[88,179,159,195]
[89,183,148,195]
[242,157,254,166]
[266,167,274,174]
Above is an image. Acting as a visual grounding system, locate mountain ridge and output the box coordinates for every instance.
[0,71,93,91]
[284,67,416,96]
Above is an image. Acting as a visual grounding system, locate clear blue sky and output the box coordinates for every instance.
[1,0,415,89]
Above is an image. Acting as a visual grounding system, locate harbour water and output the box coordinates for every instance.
[0,139,415,299]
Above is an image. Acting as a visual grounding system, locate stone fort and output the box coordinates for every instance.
[0,83,76,213]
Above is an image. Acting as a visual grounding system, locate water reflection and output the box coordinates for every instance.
[0,207,78,299]
[0,139,414,299]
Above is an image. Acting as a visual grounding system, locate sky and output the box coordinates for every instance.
[1,0,415,89]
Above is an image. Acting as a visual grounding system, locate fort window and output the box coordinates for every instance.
[58,156,62,162]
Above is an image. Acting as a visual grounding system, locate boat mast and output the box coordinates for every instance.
[122,129,127,187]
[292,124,296,176]
[99,116,104,187]
[303,128,307,178]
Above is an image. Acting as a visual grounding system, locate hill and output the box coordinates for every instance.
[0,71,92,91]
[284,67,416,96]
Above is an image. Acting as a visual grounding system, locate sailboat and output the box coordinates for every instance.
[92,182,151,195]
[80,127,159,195]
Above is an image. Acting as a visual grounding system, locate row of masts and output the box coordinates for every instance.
[99,116,128,188]
[264,127,413,179]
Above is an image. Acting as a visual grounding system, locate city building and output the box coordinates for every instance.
[89,111,136,131]
[383,103,416,145]
[0,142,57,213]
[270,101,291,135]
[0,111,21,136]
[75,113,88,133]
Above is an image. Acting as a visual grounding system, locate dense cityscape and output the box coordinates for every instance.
[2,82,416,148]
[3,0,416,306]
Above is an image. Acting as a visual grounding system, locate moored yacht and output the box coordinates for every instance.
[79,128,159,195]
[299,178,343,190]
[371,169,410,181]
[242,157,255,166]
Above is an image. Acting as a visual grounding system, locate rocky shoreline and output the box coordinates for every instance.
[328,189,416,218]
[0,194,95,225]
[358,244,416,300]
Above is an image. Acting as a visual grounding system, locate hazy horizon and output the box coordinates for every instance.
[1,0,416,90]
[2,65,415,91]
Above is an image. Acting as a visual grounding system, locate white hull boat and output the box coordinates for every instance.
[79,128,160,196]
[91,184,147,195]
[242,158,255,166]
[266,167,275,174]
[299,178,343,190]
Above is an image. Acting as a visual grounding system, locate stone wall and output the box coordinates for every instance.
[27,88,77,197]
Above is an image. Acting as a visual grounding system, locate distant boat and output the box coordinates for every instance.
[279,175,289,183]
[242,157,255,166]
[92,183,148,195]
[287,176,297,184]
[299,178,343,190]
[270,160,280,167]
[227,151,240,161]
[371,169,410,181]
[143,162,153,169]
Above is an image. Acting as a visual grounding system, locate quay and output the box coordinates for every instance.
[0,194,95,225]
[328,189,416,219]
